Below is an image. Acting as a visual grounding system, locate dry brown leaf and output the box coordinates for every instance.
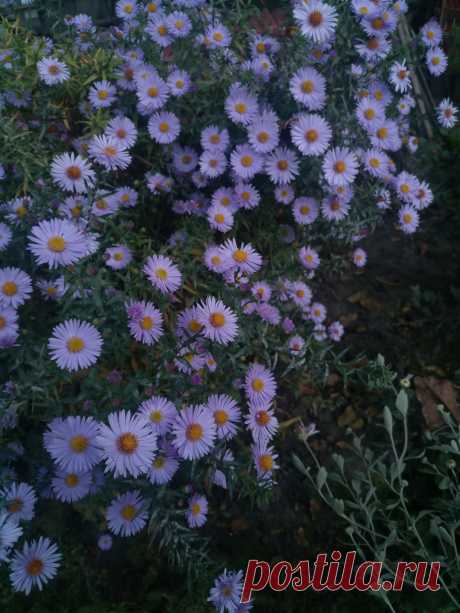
[347,290,384,312]
[414,376,460,428]
[337,405,357,428]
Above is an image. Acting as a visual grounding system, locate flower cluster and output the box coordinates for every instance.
[0,0,456,603]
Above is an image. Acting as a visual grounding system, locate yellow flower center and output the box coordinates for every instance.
[257,131,270,143]
[210,134,220,144]
[301,80,314,93]
[150,410,163,423]
[155,268,168,280]
[97,90,109,100]
[252,378,265,392]
[65,473,79,487]
[401,183,410,194]
[402,213,412,224]
[214,213,225,224]
[305,129,318,143]
[191,503,201,515]
[148,86,159,98]
[47,235,66,252]
[117,433,139,454]
[211,255,221,266]
[153,456,165,468]
[123,3,133,14]
[48,64,60,75]
[277,160,288,171]
[96,199,108,210]
[186,423,203,441]
[233,249,248,263]
[214,410,229,426]
[377,127,388,139]
[300,206,310,215]
[235,102,247,114]
[259,454,273,472]
[66,166,82,180]
[140,316,154,330]
[159,122,170,133]
[364,108,375,120]
[210,312,225,328]
[113,252,124,261]
[147,2,157,13]
[2,281,17,296]
[256,410,270,426]
[66,336,85,353]
[70,435,89,453]
[241,155,253,168]
[26,559,44,577]
[370,158,380,168]
[157,25,167,36]
[213,32,224,42]
[334,161,346,173]
[7,498,23,514]
[121,504,137,521]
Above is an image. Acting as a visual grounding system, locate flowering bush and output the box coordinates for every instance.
[0,0,458,608]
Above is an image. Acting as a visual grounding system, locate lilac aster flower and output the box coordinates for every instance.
[98,410,157,478]
[321,194,350,221]
[389,60,411,93]
[219,239,263,275]
[245,402,279,443]
[126,300,164,345]
[352,247,367,267]
[370,119,402,152]
[0,222,12,251]
[197,297,239,345]
[252,440,279,482]
[28,218,89,269]
[105,245,132,270]
[247,111,279,154]
[290,113,332,156]
[167,69,191,96]
[290,67,326,109]
[146,14,173,47]
[144,254,182,294]
[230,144,264,180]
[48,320,102,371]
[292,197,319,225]
[437,98,458,129]
[206,23,232,49]
[299,246,320,270]
[88,135,131,171]
[2,482,36,523]
[51,469,92,502]
[186,494,208,528]
[97,534,113,551]
[137,396,177,436]
[265,147,299,185]
[245,363,277,406]
[50,153,95,193]
[310,302,327,323]
[0,267,32,308]
[208,569,246,612]
[322,147,359,187]
[256,303,281,325]
[200,150,227,178]
[171,404,216,460]
[421,19,443,47]
[9,538,61,595]
[225,85,258,126]
[294,0,338,44]
[329,321,345,342]
[43,416,101,473]
[88,80,117,109]
[106,490,148,537]
[289,281,313,307]
[147,440,180,485]
[148,111,181,144]
[0,513,22,562]
[399,205,419,234]
[116,0,138,20]
[201,125,230,152]
[105,115,138,149]
[206,394,241,440]
[251,281,272,302]
[288,335,305,355]
[37,57,70,85]
[137,76,169,112]
[0,306,18,341]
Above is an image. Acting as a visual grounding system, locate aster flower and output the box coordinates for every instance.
[186,494,208,528]
[234,182,260,210]
[329,321,345,342]
[196,297,239,345]
[413,180,433,210]
[0,267,32,308]
[201,126,230,152]
[146,14,173,47]
[206,394,241,440]
[245,363,277,407]
[171,404,216,460]
[0,513,22,562]
[363,148,389,178]
[292,197,319,225]
[50,153,95,193]
[88,135,131,171]
[105,115,138,149]
[370,119,402,151]
[167,11,192,37]
[252,440,278,482]
[421,19,442,47]
[322,147,359,187]
[265,147,299,185]
[98,410,157,478]
[48,319,102,371]
[0,306,18,341]
[299,246,320,270]
[204,245,226,273]
[395,171,418,204]
[275,185,295,205]
[116,0,138,20]
[208,204,234,233]
[137,396,177,436]
[177,306,205,338]
[137,76,169,111]
[247,111,279,153]
[225,86,258,126]
[105,244,132,269]
[147,440,180,485]
[51,469,92,503]
[352,247,367,267]
[126,300,164,345]
[88,80,116,109]
[293,0,338,44]
[389,60,411,93]
[2,482,36,523]
[426,47,448,76]
[356,35,391,63]
[144,254,182,294]
[148,111,181,144]
[206,23,232,49]
[97,534,113,551]
[289,281,312,307]
[219,239,263,275]
[167,69,191,96]
[43,415,101,473]
[399,205,419,234]
[251,281,272,302]
[200,150,227,178]
[230,144,264,180]
[28,218,89,269]
[290,67,326,110]
[208,569,246,613]
[106,490,148,537]
[9,538,61,595]
[245,402,278,443]
[0,222,12,251]
[288,335,305,355]
[37,57,70,85]
[310,302,327,323]
[290,113,332,156]
[436,98,458,129]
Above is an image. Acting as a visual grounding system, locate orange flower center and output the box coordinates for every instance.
[117,433,139,454]
[186,423,203,441]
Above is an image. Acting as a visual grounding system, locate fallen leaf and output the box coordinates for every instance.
[337,405,357,428]
[414,376,460,428]
[347,290,384,312]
